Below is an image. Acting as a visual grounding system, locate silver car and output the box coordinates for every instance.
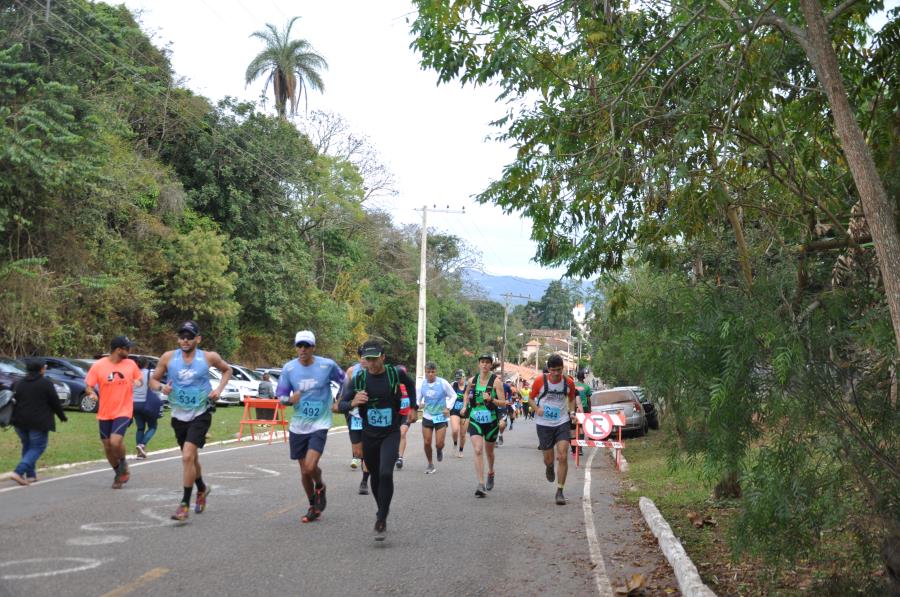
[590,388,648,436]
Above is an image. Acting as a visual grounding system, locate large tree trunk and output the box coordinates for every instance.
[799,0,900,354]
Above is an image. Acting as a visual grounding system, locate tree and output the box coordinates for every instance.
[245,16,327,119]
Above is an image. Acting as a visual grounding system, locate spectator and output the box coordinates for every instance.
[133,357,158,459]
[9,358,67,485]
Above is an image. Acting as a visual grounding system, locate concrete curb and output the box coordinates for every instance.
[639,496,717,597]
[1,425,349,481]
[606,446,629,471]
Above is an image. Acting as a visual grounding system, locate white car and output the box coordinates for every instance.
[209,365,259,404]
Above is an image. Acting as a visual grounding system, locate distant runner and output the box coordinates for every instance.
[276,330,345,524]
[531,354,579,505]
[151,321,232,521]
[417,362,455,474]
[395,364,414,471]
[340,347,370,495]
[449,369,469,457]
[572,369,592,456]
[462,354,507,497]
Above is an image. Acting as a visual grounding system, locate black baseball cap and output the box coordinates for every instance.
[359,340,384,359]
[177,320,200,337]
[478,353,494,362]
[111,335,133,350]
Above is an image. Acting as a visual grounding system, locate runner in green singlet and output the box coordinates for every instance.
[461,354,507,497]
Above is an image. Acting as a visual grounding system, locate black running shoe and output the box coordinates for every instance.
[555,488,567,505]
[486,473,495,491]
[359,479,369,495]
[437,448,443,462]
[301,506,320,523]
[395,457,404,470]
[498,435,504,446]
[315,484,327,512]
[374,519,386,542]
[545,463,555,483]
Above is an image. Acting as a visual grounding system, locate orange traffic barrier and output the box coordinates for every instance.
[238,398,288,444]
[573,410,626,471]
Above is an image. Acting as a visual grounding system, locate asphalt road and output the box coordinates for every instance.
[0,418,679,596]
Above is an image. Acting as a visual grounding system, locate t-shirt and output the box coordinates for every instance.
[575,381,592,411]
[416,377,456,422]
[520,387,530,402]
[531,374,575,428]
[85,357,141,421]
[276,356,345,435]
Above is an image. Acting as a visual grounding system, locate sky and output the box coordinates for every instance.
[120,0,569,281]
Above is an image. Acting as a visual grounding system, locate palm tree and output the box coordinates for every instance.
[245,17,328,119]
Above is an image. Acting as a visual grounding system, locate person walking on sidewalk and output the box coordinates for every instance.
[9,358,68,485]
[417,362,455,474]
[531,354,579,505]
[84,336,142,489]
[339,339,417,541]
[132,357,158,459]
[276,330,345,524]
[462,353,507,497]
[151,321,231,522]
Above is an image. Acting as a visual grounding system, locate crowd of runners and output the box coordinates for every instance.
[7,323,595,543]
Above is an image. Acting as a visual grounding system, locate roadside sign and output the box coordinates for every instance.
[583,413,614,440]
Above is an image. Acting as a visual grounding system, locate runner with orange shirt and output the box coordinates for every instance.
[83,336,143,489]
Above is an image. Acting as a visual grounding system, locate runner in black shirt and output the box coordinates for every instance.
[338,339,417,542]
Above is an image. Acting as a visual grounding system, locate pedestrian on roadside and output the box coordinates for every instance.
[132,356,159,459]
[84,336,142,489]
[276,330,345,524]
[151,321,232,521]
[258,373,275,398]
[339,339,417,541]
[462,353,507,497]
[8,358,68,485]
[531,354,580,505]
[417,362,455,474]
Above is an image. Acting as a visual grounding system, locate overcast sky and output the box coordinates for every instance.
[120,0,569,282]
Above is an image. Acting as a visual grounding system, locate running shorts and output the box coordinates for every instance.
[536,423,571,450]
[289,429,329,460]
[422,418,448,430]
[98,417,131,440]
[468,418,499,442]
[171,411,212,448]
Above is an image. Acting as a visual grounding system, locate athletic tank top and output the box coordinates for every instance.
[168,349,211,422]
[535,377,569,427]
[470,375,497,425]
[451,381,465,412]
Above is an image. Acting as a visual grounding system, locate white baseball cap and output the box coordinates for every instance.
[294,330,316,346]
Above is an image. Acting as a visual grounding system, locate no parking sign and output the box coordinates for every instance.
[576,412,614,440]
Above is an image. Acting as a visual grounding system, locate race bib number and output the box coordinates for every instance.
[453,399,463,411]
[350,415,363,431]
[367,408,392,427]
[543,405,561,421]
[432,412,447,424]
[472,409,493,424]
[299,400,323,419]
[400,397,410,410]
[172,388,207,409]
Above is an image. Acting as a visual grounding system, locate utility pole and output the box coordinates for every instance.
[500,292,529,380]
[413,205,464,383]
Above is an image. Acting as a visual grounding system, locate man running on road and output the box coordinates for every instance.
[531,354,580,505]
[449,369,469,457]
[462,354,507,497]
[84,336,142,489]
[151,321,231,521]
[339,339,417,541]
[276,330,345,523]
[417,362,455,474]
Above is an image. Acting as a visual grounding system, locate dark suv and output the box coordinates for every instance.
[0,358,71,406]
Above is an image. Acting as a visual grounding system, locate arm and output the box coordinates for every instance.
[204,352,232,400]
[461,378,472,414]
[398,368,418,422]
[46,379,67,423]
[531,378,544,416]
[338,374,369,413]
[149,352,172,393]
[492,377,507,408]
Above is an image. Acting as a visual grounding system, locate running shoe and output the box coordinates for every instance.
[171,502,190,522]
[301,506,320,523]
[395,457,404,470]
[359,479,369,495]
[425,463,436,475]
[456,449,463,458]
[195,484,211,513]
[578,447,584,456]
[374,519,386,542]
[350,457,360,470]
[117,460,130,485]
[136,444,147,459]
[112,473,123,489]
[555,488,567,505]
[437,448,443,462]
[545,463,555,483]
[10,472,29,486]
[475,484,487,498]
[315,484,327,512]
[498,435,504,446]
[486,473,495,491]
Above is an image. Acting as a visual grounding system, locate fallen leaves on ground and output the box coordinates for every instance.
[687,511,717,528]
[614,572,647,595]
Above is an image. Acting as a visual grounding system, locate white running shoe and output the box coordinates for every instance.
[350,457,360,470]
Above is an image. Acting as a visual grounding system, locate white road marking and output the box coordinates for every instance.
[67,535,129,546]
[582,449,613,596]
[247,465,280,477]
[0,557,105,580]
[81,521,159,532]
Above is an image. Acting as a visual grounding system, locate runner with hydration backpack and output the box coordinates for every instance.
[462,353,507,497]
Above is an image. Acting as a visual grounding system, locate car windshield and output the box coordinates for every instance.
[0,358,25,374]
[68,359,95,373]
[592,390,635,406]
[230,366,252,381]
[242,368,263,381]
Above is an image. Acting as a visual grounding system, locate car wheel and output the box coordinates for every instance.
[649,416,659,430]
[637,420,648,437]
[79,392,98,413]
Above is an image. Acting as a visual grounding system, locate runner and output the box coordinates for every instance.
[449,369,469,457]
[276,330,345,523]
[519,379,532,419]
[339,346,370,495]
[572,369,592,456]
[496,377,514,446]
[461,353,507,497]
[417,362,455,474]
[395,364,414,471]
[506,379,518,431]
[151,321,232,521]
[531,354,580,505]
[338,339,417,541]
[83,336,143,489]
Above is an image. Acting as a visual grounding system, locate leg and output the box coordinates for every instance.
[485,439,496,474]
[375,431,400,521]
[181,442,202,489]
[422,425,434,465]
[435,426,447,452]
[555,439,570,487]
[450,415,460,446]
[471,434,485,484]
[142,417,158,446]
[299,449,324,502]
[362,435,382,504]
[398,424,408,458]
[459,418,468,451]
[134,413,146,447]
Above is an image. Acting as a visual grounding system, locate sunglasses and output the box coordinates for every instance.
[178,333,196,341]
[296,342,314,348]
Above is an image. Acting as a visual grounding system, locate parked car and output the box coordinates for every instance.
[255,368,282,384]
[207,367,248,406]
[37,356,96,412]
[617,385,659,430]
[0,358,71,406]
[590,387,648,436]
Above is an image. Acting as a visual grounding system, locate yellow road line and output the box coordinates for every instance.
[100,567,170,597]
[264,500,305,519]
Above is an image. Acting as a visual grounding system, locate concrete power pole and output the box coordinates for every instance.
[500,292,529,379]
[413,205,464,383]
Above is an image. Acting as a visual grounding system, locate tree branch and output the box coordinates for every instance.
[826,0,861,25]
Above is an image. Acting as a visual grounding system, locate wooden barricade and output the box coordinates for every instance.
[238,398,288,444]
[573,410,627,471]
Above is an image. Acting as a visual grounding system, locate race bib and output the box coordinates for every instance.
[432,412,447,424]
[299,400,323,419]
[172,388,207,410]
[453,399,463,411]
[350,415,363,431]
[400,397,410,410]
[472,409,493,424]
[543,405,561,421]
[367,408,392,427]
